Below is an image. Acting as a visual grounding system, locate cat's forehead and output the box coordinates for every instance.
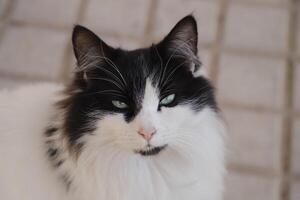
[115,49,152,69]
[112,49,160,82]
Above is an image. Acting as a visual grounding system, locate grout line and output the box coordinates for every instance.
[9,19,143,45]
[0,70,54,82]
[9,20,72,31]
[0,0,16,42]
[58,41,73,83]
[220,46,290,60]
[227,163,280,178]
[221,101,300,119]
[0,0,16,21]
[210,0,228,85]
[8,21,69,33]
[76,0,89,25]
[280,0,296,199]
[228,0,290,8]
[198,42,214,50]
[220,101,284,114]
[58,0,90,83]
[142,0,159,46]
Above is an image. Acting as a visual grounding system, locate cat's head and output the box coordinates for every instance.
[61,15,220,158]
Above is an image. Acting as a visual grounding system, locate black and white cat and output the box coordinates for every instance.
[0,15,225,200]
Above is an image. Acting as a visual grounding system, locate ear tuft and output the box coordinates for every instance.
[72,25,114,70]
[72,25,115,85]
[158,15,201,73]
[72,25,101,61]
[163,15,198,55]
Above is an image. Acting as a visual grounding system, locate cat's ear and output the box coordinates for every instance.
[159,15,200,72]
[163,15,198,54]
[72,25,113,70]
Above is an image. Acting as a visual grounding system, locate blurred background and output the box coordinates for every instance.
[0,0,299,199]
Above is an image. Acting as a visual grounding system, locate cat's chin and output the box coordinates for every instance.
[134,144,167,156]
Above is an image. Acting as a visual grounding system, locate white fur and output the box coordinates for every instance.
[0,84,67,200]
[0,82,225,200]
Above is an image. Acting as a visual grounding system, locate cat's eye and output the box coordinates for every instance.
[112,100,128,109]
[160,94,175,106]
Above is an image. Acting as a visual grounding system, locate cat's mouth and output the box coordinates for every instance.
[135,144,167,156]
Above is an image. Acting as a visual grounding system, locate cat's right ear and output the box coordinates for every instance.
[72,25,113,70]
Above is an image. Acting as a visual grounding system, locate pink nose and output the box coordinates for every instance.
[137,128,156,141]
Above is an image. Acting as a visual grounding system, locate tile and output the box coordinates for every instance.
[217,53,286,109]
[0,26,69,80]
[153,0,219,44]
[223,108,283,171]
[294,64,300,111]
[291,118,300,174]
[0,0,9,18]
[83,0,151,38]
[291,181,300,200]
[224,3,289,53]
[11,0,81,27]
[224,170,280,200]
[0,76,34,90]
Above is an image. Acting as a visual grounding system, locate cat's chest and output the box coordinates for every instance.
[68,156,203,200]
[71,178,201,200]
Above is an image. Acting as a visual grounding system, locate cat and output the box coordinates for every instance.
[0,15,225,200]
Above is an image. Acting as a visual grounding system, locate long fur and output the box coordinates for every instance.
[0,83,225,200]
[0,15,226,200]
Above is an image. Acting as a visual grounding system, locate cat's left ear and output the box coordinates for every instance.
[159,15,200,72]
[72,25,114,71]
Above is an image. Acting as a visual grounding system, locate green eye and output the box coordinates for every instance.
[112,100,128,109]
[160,94,175,105]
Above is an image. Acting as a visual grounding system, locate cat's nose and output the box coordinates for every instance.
[137,127,156,141]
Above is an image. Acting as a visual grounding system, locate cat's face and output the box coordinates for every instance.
[62,16,217,157]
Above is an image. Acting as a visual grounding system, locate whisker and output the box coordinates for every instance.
[74,46,127,90]
[93,65,126,88]
[154,46,164,86]
[99,43,128,87]
[87,77,126,92]
[159,37,197,87]
[83,90,127,98]
[161,60,188,90]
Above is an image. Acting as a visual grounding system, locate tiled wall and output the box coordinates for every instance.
[0,0,299,199]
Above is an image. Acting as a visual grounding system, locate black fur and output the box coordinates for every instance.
[59,15,217,150]
[45,127,58,137]
[47,148,58,158]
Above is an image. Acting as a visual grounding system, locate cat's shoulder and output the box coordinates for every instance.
[0,83,64,127]
[0,83,68,200]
